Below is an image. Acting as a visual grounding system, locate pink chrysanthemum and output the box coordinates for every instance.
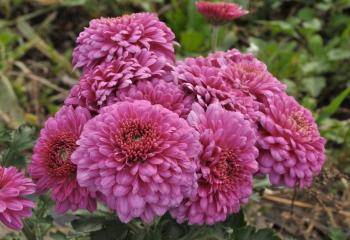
[257,93,326,188]
[208,49,286,99]
[72,100,201,223]
[66,50,166,112]
[30,106,96,214]
[117,79,195,118]
[171,104,258,225]
[196,1,248,25]
[174,53,260,121]
[0,166,35,230]
[73,13,176,69]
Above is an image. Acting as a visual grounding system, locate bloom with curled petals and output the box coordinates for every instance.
[72,100,201,223]
[117,79,195,118]
[0,167,35,230]
[66,50,166,112]
[220,59,286,100]
[257,93,326,188]
[171,104,258,225]
[30,106,96,214]
[196,1,248,25]
[73,13,176,69]
[208,49,286,99]
[174,54,260,121]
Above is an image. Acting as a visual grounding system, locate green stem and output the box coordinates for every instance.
[211,26,220,51]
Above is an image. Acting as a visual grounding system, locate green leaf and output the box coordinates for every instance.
[307,35,323,56]
[297,7,316,21]
[302,77,326,97]
[302,18,322,32]
[0,125,35,168]
[328,48,350,61]
[318,87,350,122]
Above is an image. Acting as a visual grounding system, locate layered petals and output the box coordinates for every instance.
[257,93,326,188]
[30,106,96,213]
[171,104,258,224]
[0,167,35,230]
[72,100,201,223]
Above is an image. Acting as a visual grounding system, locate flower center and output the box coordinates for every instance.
[212,149,241,185]
[47,134,77,177]
[291,112,310,133]
[116,119,159,164]
[239,63,261,75]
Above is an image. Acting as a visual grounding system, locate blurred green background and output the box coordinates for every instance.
[0,0,349,239]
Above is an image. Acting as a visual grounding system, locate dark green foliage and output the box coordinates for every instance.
[70,210,279,240]
[0,124,35,168]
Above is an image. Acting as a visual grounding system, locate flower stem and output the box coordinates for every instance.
[211,26,220,51]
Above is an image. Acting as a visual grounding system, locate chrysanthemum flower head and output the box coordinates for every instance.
[196,1,248,25]
[174,53,260,121]
[30,106,96,214]
[72,100,201,223]
[66,50,167,113]
[0,166,35,230]
[257,93,326,188]
[220,59,286,99]
[171,104,258,225]
[117,79,195,118]
[73,13,177,69]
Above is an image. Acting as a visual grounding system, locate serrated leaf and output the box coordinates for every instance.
[0,125,35,167]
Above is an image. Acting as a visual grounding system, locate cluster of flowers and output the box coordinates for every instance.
[0,4,326,231]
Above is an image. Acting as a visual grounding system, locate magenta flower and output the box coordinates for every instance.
[71,100,201,223]
[171,104,258,225]
[72,13,177,69]
[0,166,35,230]
[257,93,326,188]
[196,1,248,25]
[30,106,96,214]
[117,79,195,118]
[174,53,260,121]
[220,60,286,99]
[66,50,166,113]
